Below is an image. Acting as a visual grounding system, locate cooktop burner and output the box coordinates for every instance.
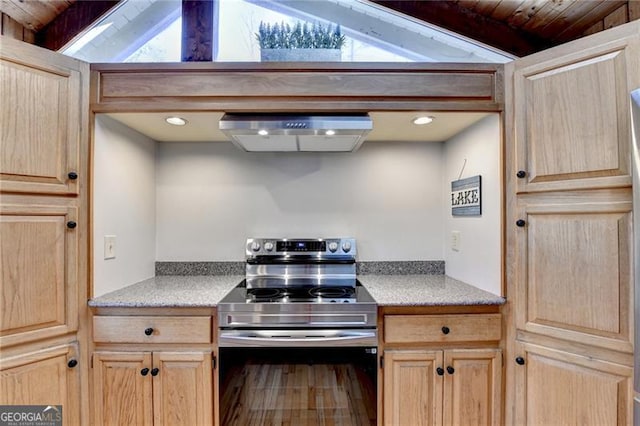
[246,285,356,303]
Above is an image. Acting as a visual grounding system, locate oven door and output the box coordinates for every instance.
[219,343,377,426]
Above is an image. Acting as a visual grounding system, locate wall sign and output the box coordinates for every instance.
[451,175,481,216]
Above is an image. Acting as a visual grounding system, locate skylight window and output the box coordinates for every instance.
[62,0,513,63]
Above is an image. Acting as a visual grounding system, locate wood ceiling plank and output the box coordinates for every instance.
[473,0,503,16]
[372,0,551,56]
[36,0,120,51]
[457,0,481,12]
[520,0,577,32]
[603,5,629,29]
[507,0,554,27]
[0,0,44,30]
[490,0,526,21]
[551,0,627,42]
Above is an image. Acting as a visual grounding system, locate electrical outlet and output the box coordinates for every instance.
[451,231,461,252]
[104,235,116,259]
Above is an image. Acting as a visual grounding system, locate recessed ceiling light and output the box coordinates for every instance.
[258,129,269,136]
[325,130,336,136]
[165,116,187,126]
[412,116,434,125]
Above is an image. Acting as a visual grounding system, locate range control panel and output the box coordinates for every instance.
[245,238,356,257]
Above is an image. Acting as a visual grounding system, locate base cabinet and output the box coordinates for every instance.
[0,344,81,425]
[383,348,501,426]
[92,351,213,426]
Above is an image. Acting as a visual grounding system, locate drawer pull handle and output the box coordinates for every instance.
[441,326,450,335]
[516,170,526,178]
[515,356,525,365]
[446,366,455,375]
[141,368,150,376]
[68,171,78,180]
[436,367,444,376]
[151,368,160,376]
[66,221,77,229]
[144,327,154,336]
[516,219,526,227]
[67,359,78,368]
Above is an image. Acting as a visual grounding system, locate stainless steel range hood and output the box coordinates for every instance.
[219,114,373,152]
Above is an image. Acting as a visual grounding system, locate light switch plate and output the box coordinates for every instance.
[104,235,116,259]
[451,231,461,252]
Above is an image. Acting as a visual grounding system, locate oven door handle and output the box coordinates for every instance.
[218,329,377,347]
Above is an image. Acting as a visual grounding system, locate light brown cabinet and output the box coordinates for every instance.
[384,348,501,426]
[505,21,639,425]
[0,35,89,424]
[382,311,502,426]
[91,314,215,426]
[0,343,81,425]
[92,350,213,426]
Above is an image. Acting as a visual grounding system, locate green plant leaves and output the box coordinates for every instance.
[256,21,346,49]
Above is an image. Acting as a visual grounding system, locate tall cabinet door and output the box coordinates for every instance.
[506,21,640,425]
[152,352,213,426]
[0,35,86,195]
[0,202,79,347]
[383,350,443,426]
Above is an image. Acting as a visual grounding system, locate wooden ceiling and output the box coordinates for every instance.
[1,0,637,56]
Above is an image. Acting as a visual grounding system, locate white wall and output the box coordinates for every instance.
[443,115,501,295]
[93,115,156,296]
[156,142,444,261]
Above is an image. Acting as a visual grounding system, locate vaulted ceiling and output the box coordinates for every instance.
[0,0,637,57]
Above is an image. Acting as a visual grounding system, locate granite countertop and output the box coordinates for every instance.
[88,275,244,308]
[359,274,505,306]
[89,273,504,308]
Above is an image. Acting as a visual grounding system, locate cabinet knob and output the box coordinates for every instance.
[67,359,78,368]
[68,171,78,180]
[516,170,526,179]
[436,367,444,376]
[151,368,160,376]
[441,326,450,335]
[144,327,154,336]
[516,219,526,227]
[446,366,455,375]
[515,356,526,365]
[66,221,77,229]
[141,368,150,376]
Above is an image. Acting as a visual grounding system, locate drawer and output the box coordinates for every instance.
[93,316,212,344]
[384,314,501,344]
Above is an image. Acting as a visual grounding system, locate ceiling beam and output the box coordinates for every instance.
[36,0,120,51]
[182,0,215,61]
[370,0,554,57]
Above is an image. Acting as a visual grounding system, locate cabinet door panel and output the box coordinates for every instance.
[0,37,86,195]
[513,32,639,193]
[513,342,632,426]
[383,350,442,426]
[152,352,213,426]
[0,203,78,347]
[0,344,80,426]
[92,351,153,426]
[443,349,501,426]
[515,199,632,353]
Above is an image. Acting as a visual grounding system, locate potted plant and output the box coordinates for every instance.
[256,21,346,62]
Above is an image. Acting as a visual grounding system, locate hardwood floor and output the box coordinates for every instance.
[220,353,376,426]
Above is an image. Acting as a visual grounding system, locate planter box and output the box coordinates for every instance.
[260,48,341,62]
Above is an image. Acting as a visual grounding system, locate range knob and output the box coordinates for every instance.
[264,241,274,252]
[342,241,352,253]
[250,241,261,252]
[328,242,339,252]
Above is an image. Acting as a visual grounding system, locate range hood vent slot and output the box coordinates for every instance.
[219,113,373,152]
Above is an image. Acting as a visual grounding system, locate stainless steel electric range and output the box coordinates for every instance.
[217,237,377,347]
[218,238,378,425]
